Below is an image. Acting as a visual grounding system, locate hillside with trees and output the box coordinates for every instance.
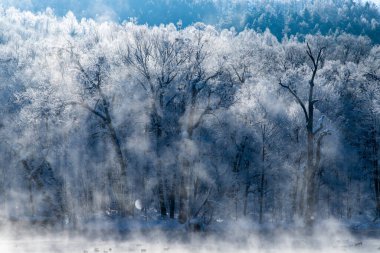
[0,8,378,235]
[2,0,380,43]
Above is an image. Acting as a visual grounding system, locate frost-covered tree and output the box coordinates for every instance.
[0,8,378,231]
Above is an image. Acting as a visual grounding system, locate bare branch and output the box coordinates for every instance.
[313,124,323,135]
[306,43,326,72]
[279,80,309,122]
[193,187,213,218]
[232,65,246,84]
[316,47,326,67]
[165,93,178,107]
[306,43,316,68]
[66,101,107,122]
[311,99,320,105]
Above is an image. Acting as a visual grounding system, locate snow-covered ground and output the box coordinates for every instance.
[0,237,379,253]
[0,218,379,253]
[0,227,379,253]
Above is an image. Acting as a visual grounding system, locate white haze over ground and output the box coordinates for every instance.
[0,234,378,253]
[0,220,379,253]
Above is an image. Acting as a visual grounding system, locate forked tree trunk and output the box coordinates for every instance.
[74,57,130,216]
[280,44,326,228]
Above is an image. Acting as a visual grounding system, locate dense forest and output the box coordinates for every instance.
[3,0,380,43]
[0,3,379,234]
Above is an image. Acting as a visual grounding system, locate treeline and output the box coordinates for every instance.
[223,0,380,44]
[0,9,379,230]
[2,0,380,43]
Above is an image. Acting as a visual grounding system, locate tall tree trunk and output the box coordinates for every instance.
[106,121,130,216]
[22,160,35,217]
[259,170,265,224]
[372,129,380,219]
[158,174,167,218]
[75,59,130,216]
[280,44,326,228]
[100,91,129,216]
[152,103,167,218]
[259,161,265,223]
[305,152,316,227]
[292,165,300,219]
[243,184,250,216]
[107,122,128,179]
[100,72,128,183]
[374,166,380,219]
[169,174,176,219]
[298,177,306,218]
[178,149,189,222]
[259,126,266,224]
[178,91,196,223]
[178,174,188,223]
[305,72,316,227]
